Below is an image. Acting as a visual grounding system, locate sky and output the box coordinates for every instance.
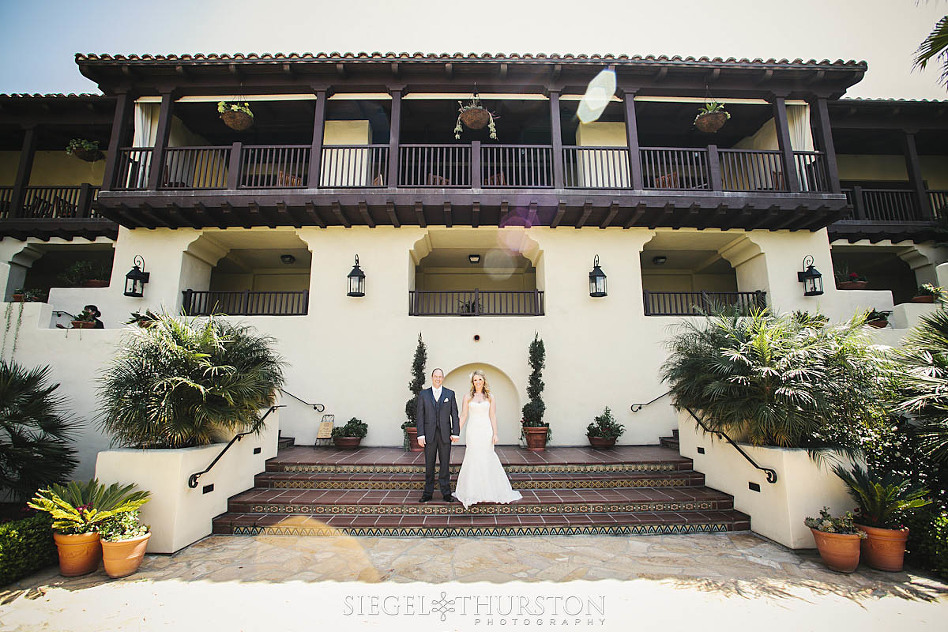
[0,0,946,99]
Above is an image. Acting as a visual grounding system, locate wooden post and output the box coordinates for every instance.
[771,96,801,192]
[307,89,327,188]
[851,185,866,220]
[809,97,841,193]
[101,91,134,192]
[549,91,565,189]
[10,127,37,218]
[471,140,482,189]
[903,132,933,219]
[388,89,402,189]
[707,145,723,191]
[147,91,175,190]
[76,183,93,218]
[226,142,242,190]
[622,91,644,190]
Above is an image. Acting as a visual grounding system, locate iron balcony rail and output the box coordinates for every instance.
[111,144,831,193]
[182,289,309,316]
[643,290,767,316]
[0,185,101,219]
[409,289,544,316]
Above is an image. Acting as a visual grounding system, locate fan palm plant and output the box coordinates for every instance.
[0,361,77,501]
[661,309,893,449]
[27,479,149,534]
[97,313,285,449]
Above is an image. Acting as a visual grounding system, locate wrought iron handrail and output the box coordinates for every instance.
[683,405,777,484]
[280,388,325,412]
[630,390,672,412]
[188,404,285,489]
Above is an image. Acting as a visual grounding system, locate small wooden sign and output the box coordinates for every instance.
[317,421,334,439]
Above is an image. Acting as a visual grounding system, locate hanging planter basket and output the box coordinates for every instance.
[221,109,254,131]
[73,148,104,162]
[694,111,729,133]
[460,107,491,130]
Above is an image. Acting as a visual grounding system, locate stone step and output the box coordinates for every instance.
[227,486,734,515]
[212,509,751,537]
[659,436,680,451]
[277,436,295,449]
[254,469,706,490]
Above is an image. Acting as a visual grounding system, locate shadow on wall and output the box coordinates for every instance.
[443,363,521,445]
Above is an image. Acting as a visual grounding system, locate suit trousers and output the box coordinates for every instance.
[423,425,452,497]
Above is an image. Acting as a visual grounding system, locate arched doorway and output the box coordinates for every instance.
[443,363,521,445]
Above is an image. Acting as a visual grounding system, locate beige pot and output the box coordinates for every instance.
[101,532,151,578]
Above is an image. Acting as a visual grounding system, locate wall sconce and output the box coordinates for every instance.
[123,255,150,298]
[468,254,481,264]
[280,254,296,265]
[589,255,607,297]
[797,255,823,297]
[347,255,365,297]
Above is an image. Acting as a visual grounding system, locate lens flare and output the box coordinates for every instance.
[578,68,617,123]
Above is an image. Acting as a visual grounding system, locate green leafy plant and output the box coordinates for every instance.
[72,308,98,324]
[661,309,893,450]
[586,407,625,440]
[57,261,109,287]
[98,509,149,542]
[866,309,890,323]
[804,506,867,537]
[217,101,253,117]
[332,417,367,439]
[27,479,149,534]
[97,313,285,449]
[914,14,948,86]
[124,309,159,327]
[916,284,947,301]
[520,334,550,440]
[835,270,867,283]
[695,101,730,122]
[0,361,78,501]
[403,333,427,431]
[65,138,99,156]
[0,513,57,586]
[833,463,931,529]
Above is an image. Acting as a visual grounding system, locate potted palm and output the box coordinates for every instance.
[27,479,149,577]
[218,101,254,131]
[866,309,890,329]
[403,334,426,452]
[65,138,104,162]
[125,309,160,328]
[332,417,368,449]
[804,506,866,573]
[520,334,549,451]
[911,283,946,303]
[836,271,868,290]
[586,407,625,449]
[98,509,151,578]
[694,101,730,133]
[833,464,930,571]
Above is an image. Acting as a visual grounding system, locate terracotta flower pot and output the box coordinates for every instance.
[71,321,95,329]
[522,426,549,451]
[856,524,909,572]
[53,532,102,577]
[11,294,24,302]
[404,426,423,452]
[866,319,888,329]
[911,295,935,303]
[587,435,617,449]
[333,436,362,450]
[809,527,862,573]
[837,281,869,290]
[102,532,151,578]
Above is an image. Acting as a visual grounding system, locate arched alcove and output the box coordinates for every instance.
[443,363,521,445]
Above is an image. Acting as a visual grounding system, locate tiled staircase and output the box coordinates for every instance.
[212,444,749,537]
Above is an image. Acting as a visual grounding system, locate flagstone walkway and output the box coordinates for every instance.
[0,532,945,631]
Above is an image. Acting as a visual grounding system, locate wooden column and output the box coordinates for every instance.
[10,126,37,218]
[100,91,134,192]
[387,89,402,189]
[147,91,175,190]
[622,90,644,190]
[307,89,327,188]
[549,91,565,189]
[903,131,933,219]
[707,145,723,191]
[808,97,841,193]
[771,96,801,192]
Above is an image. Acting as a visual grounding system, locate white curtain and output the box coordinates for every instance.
[133,103,159,148]
[787,105,814,151]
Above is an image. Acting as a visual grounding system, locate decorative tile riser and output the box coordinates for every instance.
[232,500,728,515]
[224,523,743,537]
[272,462,685,475]
[259,476,701,490]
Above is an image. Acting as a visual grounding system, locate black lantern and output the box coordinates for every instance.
[123,255,150,298]
[797,255,823,297]
[347,255,365,297]
[589,255,607,297]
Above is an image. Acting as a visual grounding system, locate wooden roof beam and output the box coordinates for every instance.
[386,201,400,227]
[358,201,375,227]
[600,202,618,228]
[414,201,426,227]
[304,202,326,228]
[332,201,350,227]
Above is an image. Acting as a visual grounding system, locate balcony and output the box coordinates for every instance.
[829,186,948,243]
[409,290,544,316]
[182,290,309,316]
[643,290,767,316]
[0,184,115,240]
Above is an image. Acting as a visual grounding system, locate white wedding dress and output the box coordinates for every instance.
[454,399,522,508]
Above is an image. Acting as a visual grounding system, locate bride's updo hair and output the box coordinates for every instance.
[469,369,491,399]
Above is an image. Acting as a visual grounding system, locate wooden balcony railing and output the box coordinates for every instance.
[929,190,948,221]
[842,187,923,222]
[164,146,231,189]
[793,151,829,192]
[320,145,388,187]
[0,185,100,219]
[399,144,471,187]
[182,289,309,316]
[719,149,786,192]
[409,289,544,316]
[240,145,309,189]
[481,145,554,188]
[563,147,631,189]
[113,148,154,191]
[641,147,710,190]
[643,290,767,316]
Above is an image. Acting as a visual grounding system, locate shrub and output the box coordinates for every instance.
[403,333,427,429]
[332,417,367,439]
[0,361,78,501]
[98,510,149,542]
[587,407,625,440]
[97,314,285,449]
[0,513,56,586]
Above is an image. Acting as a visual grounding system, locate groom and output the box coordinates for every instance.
[416,368,460,502]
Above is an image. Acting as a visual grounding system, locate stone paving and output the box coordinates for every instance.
[0,532,945,631]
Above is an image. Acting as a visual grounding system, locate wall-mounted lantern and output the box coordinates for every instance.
[123,255,150,298]
[589,255,607,297]
[347,255,365,297]
[797,255,824,297]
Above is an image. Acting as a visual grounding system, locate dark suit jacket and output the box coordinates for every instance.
[415,387,460,440]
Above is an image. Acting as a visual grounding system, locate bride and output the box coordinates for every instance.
[454,369,522,509]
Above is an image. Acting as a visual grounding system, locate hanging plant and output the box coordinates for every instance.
[65,139,103,163]
[218,101,254,131]
[694,101,730,133]
[454,93,498,140]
